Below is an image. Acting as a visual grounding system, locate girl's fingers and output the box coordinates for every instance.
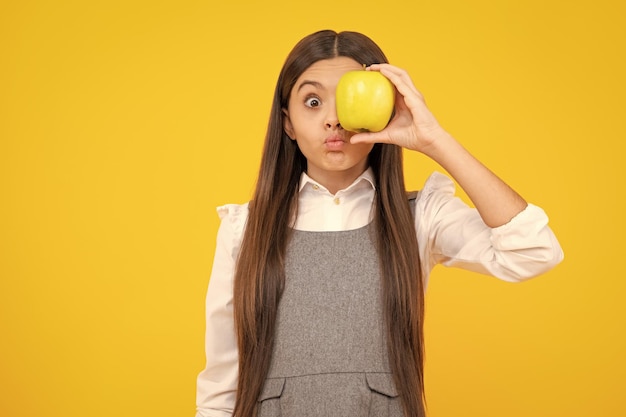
[370,64,420,97]
[356,64,441,151]
[369,65,425,116]
[350,130,392,144]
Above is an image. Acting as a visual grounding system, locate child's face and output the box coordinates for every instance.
[283,56,375,188]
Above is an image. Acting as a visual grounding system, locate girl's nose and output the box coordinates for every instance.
[325,102,341,129]
[325,119,341,129]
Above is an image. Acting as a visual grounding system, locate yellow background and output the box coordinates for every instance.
[1,0,624,416]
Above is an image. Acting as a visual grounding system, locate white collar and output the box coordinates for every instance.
[298,167,376,194]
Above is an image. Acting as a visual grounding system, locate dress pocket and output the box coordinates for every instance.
[258,378,286,417]
[365,373,402,416]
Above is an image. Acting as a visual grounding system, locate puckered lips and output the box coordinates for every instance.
[324,134,348,151]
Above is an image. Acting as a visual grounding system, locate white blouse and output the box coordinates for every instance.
[195,169,564,417]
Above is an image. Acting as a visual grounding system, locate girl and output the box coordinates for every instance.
[196,30,563,417]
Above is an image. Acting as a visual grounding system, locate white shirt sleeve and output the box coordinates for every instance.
[415,172,564,283]
[196,204,248,417]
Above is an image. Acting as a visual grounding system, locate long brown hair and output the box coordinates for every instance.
[232,30,425,417]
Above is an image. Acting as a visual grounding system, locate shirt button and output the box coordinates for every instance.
[333,197,340,205]
[312,184,319,190]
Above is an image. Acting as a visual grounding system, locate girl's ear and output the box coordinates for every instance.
[282,108,295,140]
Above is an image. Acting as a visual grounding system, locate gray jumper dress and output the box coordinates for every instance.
[257,221,406,417]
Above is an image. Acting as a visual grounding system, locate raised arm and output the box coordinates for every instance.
[351,64,527,227]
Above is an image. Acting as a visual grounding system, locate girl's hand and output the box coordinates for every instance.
[349,64,447,154]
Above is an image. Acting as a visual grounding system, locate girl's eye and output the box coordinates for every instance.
[305,97,321,108]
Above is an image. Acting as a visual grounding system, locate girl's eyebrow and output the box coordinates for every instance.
[297,80,324,92]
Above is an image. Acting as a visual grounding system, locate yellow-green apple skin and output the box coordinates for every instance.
[336,70,395,133]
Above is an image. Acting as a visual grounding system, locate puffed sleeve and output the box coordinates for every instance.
[415,172,563,283]
[196,203,248,417]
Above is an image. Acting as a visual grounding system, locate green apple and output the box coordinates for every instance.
[336,70,395,133]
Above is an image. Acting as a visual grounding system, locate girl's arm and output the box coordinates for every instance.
[418,129,527,227]
[351,64,527,227]
[196,205,244,417]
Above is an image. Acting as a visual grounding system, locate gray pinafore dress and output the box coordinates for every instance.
[257,222,405,416]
